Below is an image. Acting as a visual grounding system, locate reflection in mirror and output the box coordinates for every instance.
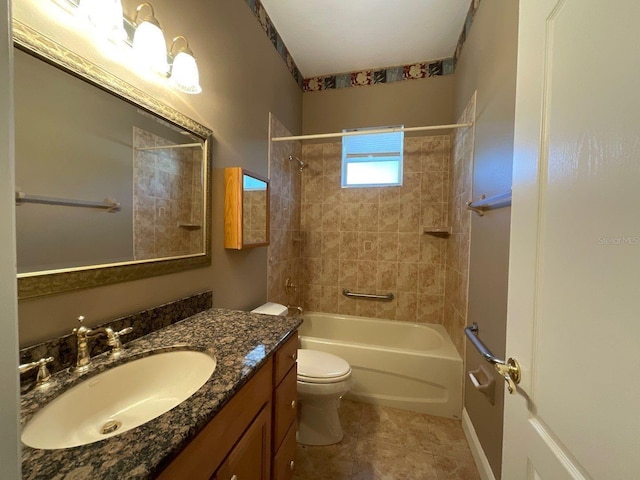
[242,175,268,245]
[224,168,269,250]
[12,22,212,299]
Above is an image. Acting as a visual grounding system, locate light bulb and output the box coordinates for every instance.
[78,0,127,42]
[132,3,169,75]
[132,21,169,74]
[169,51,202,94]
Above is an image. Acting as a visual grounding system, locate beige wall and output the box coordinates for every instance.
[14,0,302,346]
[0,0,22,474]
[302,76,453,136]
[453,1,519,478]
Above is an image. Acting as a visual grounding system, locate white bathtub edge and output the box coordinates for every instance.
[462,408,497,480]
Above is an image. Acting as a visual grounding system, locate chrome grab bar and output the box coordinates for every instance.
[464,322,521,394]
[342,289,394,301]
[466,189,512,216]
[464,323,504,365]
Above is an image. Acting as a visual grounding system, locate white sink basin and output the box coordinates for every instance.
[21,350,216,450]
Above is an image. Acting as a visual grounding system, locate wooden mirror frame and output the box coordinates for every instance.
[13,21,213,299]
[224,167,270,250]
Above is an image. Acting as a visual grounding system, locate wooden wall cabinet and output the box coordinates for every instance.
[224,167,270,250]
[158,331,298,480]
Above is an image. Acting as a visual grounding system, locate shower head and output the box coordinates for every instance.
[288,155,307,172]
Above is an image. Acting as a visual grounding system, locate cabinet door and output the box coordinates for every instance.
[272,422,297,480]
[273,366,297,452]
[215,405,271,480]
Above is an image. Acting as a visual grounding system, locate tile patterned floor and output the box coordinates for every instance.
[293,400,481,480]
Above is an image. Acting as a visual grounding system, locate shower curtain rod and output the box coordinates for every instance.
[271,122,473,142]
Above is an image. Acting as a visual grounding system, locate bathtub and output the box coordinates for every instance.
[298,312,462,419]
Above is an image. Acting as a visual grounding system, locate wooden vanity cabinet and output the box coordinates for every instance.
[157,331,299,480]
[271,334,298,479]
[213,405,271,480]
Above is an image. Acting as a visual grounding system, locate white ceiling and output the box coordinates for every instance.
[260,0,471,78]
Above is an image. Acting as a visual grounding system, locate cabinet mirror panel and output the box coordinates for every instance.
[224,168,269,249]
[13,22,212,299]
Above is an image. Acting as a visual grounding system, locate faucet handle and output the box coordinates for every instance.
[19,356,54,386]
[117,327,133,336]
[73,315,91,336]
[106,326,133,354]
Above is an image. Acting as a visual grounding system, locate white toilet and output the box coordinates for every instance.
[251,302,352,446]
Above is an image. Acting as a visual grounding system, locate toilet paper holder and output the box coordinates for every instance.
[468,364,496,405]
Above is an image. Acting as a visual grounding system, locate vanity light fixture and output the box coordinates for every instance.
[77,0,127,42]
[168,36,202,94]
[132,3,169,74]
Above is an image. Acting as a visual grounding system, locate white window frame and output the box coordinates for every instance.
[341,126,404,188]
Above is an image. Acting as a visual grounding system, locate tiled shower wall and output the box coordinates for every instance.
[299,136,451,323]
[444,94,475,355]
[267,115,303,307]
[133,127,203,260]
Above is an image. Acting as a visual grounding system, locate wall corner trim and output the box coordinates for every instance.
[462,408,498,480]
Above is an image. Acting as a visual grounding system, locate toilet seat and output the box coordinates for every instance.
[297,349,352,384]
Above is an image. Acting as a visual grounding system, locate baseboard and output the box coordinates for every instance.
[462,408,497,480]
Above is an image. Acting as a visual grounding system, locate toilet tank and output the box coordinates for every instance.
[251,302,288,316]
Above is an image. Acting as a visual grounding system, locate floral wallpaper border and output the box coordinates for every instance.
[303,58,455,92]
[244,0,481,92]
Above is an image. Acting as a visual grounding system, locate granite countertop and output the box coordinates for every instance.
[20,308,302,479]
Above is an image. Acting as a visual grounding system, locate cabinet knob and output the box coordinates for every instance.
[289,460,295,471]
[231,475,238,480]
[289,352,297,361]
[291,400,297,409]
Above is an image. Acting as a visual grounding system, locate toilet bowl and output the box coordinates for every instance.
[296,349,351,445]
[251,302,352,446]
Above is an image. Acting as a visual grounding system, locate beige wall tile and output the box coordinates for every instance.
[397,262,419,292]
[377,261,398,291]
[339,231,359,260]
[398,233,420,263]
[357,232,379,261]
[297,135,463,331]
[377,233,399,262]
[357,261,378,290]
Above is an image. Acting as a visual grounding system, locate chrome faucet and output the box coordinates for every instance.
[19,356,54,386]
[287,305,303,315]
[70,316,103,373]
[70,316,134,373]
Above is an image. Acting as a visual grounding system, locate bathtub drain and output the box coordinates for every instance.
[100,420,122,435]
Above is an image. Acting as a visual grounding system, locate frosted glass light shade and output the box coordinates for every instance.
[169,51,202,94]
[78,0,127,42]
[132,21,169,74]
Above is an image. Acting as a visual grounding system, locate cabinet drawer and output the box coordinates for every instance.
[274,333,298,385]
[273,366,297,451]
[273,422,297,480]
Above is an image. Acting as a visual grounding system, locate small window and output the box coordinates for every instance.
[341,126,404,188]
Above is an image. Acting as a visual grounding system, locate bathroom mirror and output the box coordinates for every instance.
[224,167,269,249]
[13,21,212,299]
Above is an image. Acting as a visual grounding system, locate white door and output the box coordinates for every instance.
[503,0,640,479]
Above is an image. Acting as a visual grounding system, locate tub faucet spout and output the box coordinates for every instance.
[287,305,303,316]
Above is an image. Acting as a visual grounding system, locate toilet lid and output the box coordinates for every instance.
[297,349,351,383]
